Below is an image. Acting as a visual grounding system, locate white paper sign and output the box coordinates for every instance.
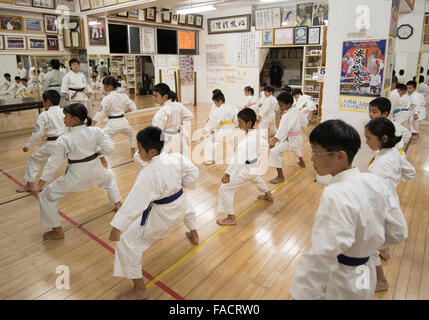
[140,26,155,54]
[238,32,258,68]
[207,43,225,88]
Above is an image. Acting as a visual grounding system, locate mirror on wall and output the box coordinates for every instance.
[395,52,419,84]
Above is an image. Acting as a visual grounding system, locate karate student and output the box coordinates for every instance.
[90,75,101,100]
[202,91,238,165]
[369,97,411,152]
[42,60,65,101]
[406,80,427,139]
[109,126,199,300]
[117,75,127,94]
[38,66,48,86]
[208,89,222,122]
[292,89,317,127]
[0,73,11,96]
[289,119,408,300]
[16,78,34,97]
[369,67,382,95]
[31,103,122,240]
[93,76,137,158]
[16,62,27,79]
[16,90,65,193]
[268,92,305,184]
[258,81,267,107]
[61,58,92,116]
[365,117,415,292]
[6,76,21,97]
[217,108,273,226]
[242,86,259,115]
[390,83,410,124]
[257,86,278,137]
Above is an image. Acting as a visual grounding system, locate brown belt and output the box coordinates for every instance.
[46,136,59,141]
[68,153,98,164]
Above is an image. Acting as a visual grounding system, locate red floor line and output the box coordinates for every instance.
[0,168,185,300]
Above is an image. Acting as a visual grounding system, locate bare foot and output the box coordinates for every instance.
[43,230,64,240]
[16,184,32,193]
[116,288,149,300]
[114,201,122,211]
[258,193,274,202]
[186,231,199,245]
[216,216,237,226]
[412,133,419,140]
[375,280,389,292]
[380,248,390,261]
[269,176,285,184]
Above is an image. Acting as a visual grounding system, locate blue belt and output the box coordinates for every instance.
[245,158,258,164]
[393,108,409,115]
[337,254,369,266]
[141,188,184,226]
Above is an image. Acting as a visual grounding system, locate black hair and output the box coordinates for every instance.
[277,92,294,105]
[244,86,254,96]
[212,89,222,95]
[169,90,178,102]
[260,81,267,87]
[365,118,402,149]
[153,83,170,97]
[4,73,10,78]
[419,75,425,84]
[309,119,361,165]
[292,88,303,96]
[369,97,391,115]
[42,90,61,106]
[393,70,396,77]
[102,72,107,77]
[93,70,98,74]
[397,83,407,92]
[212,92,225,103]
[237,108,257,127]
[101,61,104,65]
[15,76,21,81]
[21,78,27,82]
[420,66,424,74]
[263,85,274,93]
[406,80,417,88]
[392,75,398,84]
[399,69,404,76]
[69,58,80,67]
[282,85,292,94]
[63,103,92,127]
[117,75,122,79]
[102,76,120,88]
[91,75,97,80]
[60,63,65,67]
[136,126,164,153]
[42,66,48,70]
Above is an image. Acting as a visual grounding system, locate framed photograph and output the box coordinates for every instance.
[28,36,46,50]
[187,14,195,26]
[155,9,162,23]
[89,0,102,9]
[87,16,107,46]
[262,29,273,46]
[46,34,59,50]
[56,0,74,11]
[32,0,54,9]
[79,0,91,11]
[24,18,43,33]
[308,27,320,44]
[195,14,203,28]
[138,9,145,21]
[255,7,281,30]
[162,9,171,23]
[312,3,328,26]
[5,35,26,49]
[208,14,251,34]
[44,14,57,34]
[0,35,3,50]
[274,27,294,45]
[282,8,296,27]
[171,13,178,25]
[103,0,116,6]
[15,0,32,6]
[145,7,156,21]
[178,14,187,25]
[296,2,313,27]
[116,12,128,17]
[0,15,23,32]
[129,10,139,19]
[295,26,308,45]
[62,17,83,48]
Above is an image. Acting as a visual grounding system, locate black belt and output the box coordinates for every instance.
[46,136,59,141]
[108,114,124,119]
[69,87,85,99]
[337,254,369,266]
[49,84,60,87]
[68,153,98,164]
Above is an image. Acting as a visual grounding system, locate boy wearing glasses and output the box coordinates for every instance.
[289,119,407,300]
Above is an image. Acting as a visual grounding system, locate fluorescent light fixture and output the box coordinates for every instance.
[260,0,284,3]
[177,5,215,15]
[88,21,99,25]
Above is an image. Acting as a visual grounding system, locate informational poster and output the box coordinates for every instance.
[140,26,156,54]
[340,39,387,97]
[238,32,258,68]
[255,7,281,30]
[339,95,373,113]
[383,37,395,97]
[207,43,225,88]
[225,70,246,84]
[179,55,194,83]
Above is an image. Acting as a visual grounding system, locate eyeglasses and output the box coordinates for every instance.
[310,150,338,158]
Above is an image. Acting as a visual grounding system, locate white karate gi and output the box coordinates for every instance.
[208,102,217,120]
[93,90,137,149]
[244,95,259,115]
[61,71,92,116]
[392,120,411,151]
[408,91,427,133]
[23,106,65,183]
[39,125,121,228]
[259,91,266,107]
[290,168,408,300]
[296,94,317,127]
[90,79,101,100]
[268,106,303,168]
[418,82,429,103]
[392,92,411,125]
[218,129,269,215]
[343,57,355,75]
[6,82,22,97]
[111,153,198,279]
[0,79,11,95]
[258,95,278,136]
[38,72,48,86]
[17,67,27,79]
[16,84,34,97]
[117,80,127,94]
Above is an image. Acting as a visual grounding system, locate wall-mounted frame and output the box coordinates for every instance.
[46,34,59,50]
[15,0,32,6]
[295,26,308,45]
[187,14,195,26]
[44,14,58,34]
[145,7,156,21]
[32,0,54,9]
[87,16,107,46]
[62,17,83,48]
[5,35,26,49]
[171,12,178,25]
[194,14,203,28]
[103,0,117,6]
[129,10,139,20]
[162,9,171,23]
[79,0,91,11]
[207,14,251,34]
[24,18,44,33]
[89,0,103,9]
[274,27,294,45]
[27,36,46,50]
[262,29,273,46]
[255,7,281,30]
[178,14,187,25]
[116,11,128,18]
[56,0,75,11]
[308,27,320,44]
[138,9,145,21]
[0,15,23,32]
[0,35,4,50]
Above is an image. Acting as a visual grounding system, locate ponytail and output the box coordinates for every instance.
[86,116,92,127]
[244,86,254,96]
[64,103,91,126]
[365,118,402,149]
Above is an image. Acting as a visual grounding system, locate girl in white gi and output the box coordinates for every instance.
[289,120,408,300]
[406,80,427,140]
[61,58,92,117]
[202,91,238,165]
[109,126,199,300]
[90,75,101,101]
[268,92,305,185]
[257,86,278,138]
[41,60,65,102]
[292,88,317,127]
[242,86,259,115]
[31,103,122,240]
[16,90,65,193]
[207,89,222,122]
[93,76,137,158]
[217,108,274,226]
[38,67,48,86]
[16,78,34,98]
[365,117,415,292]
[390,83,411,124]
[117,75,127,94]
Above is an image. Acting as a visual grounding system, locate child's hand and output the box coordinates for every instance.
[257,116,261,122]
[109,227,121,241]
[269,140,276,148]
[100,156,108,169]
[30,185,41,197]
[23,147,29,152]
[414,114,419,120]
[222,174,230,184]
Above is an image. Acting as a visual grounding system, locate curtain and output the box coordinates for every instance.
[259,48,269,74]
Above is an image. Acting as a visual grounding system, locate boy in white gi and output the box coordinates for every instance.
[61,58,92,116]
[117,75,127,94]
[268,92,305,185]
[406,80,427,140]
[365,117,415,292]
[109,126,199,300]
[390,83,410,124]
[93,76,137,158]
[202,91,238,165]
[16,90,65,194]
[242,86,259,115]
[292,88,317,127]
[6,76,22,97]
[257,86,278,137]
[0,73,11,96]
[16,78,34,97]
[31,103,122,240]
[289,120,408,300]
[217,108,273,226]
[258,82,267,107]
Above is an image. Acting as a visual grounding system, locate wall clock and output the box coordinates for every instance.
[397,24,413,39]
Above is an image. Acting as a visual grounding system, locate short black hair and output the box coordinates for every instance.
[93,70,98,74]
[391,75,398,84]
[69,58,80,67]
[101,61,104,65]
[42,90,61,106]
[282,85,292,93]
[153,83,170,97]
[50,59,60,69]
[169,90,178,102]
[136,126,164,154]
[212,92,225,103]
[420,66,424,74]
[309,119,361,165]
[406,80,417,88]
[260,81,267,87]
[60,63,65,67]
[277,92,294,105]
[63,103,92,126]
[369,97,391,115]
[365,118,402,149]
[102,76,120,88]
[419,75,425,84]
[4,73,10,78]
[292,88,303,96]
[397,83,407,92]
[117,75,122,79]
[21,78,27,82]
[399,69,404,75]
[15,76,21,81]
[212,89,222,95]
[237,108,257,127]
[244,86,254,95]
[263,85,274,93]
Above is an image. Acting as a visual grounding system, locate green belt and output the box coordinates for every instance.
[108,114,124,119]
[164,129,180,135]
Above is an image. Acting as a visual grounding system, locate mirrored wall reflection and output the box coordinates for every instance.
[395,53,419,84]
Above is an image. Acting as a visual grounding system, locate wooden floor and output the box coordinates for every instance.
[0,101,428,300]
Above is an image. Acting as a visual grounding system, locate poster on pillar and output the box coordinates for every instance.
[383,37,395,97]
[340,40,386,97]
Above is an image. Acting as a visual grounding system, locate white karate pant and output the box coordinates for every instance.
[393,110,410,125]
[113,194,196,279]
[268,136,303,168]
[218,167,269,215]
[104,118,137,149]
[24,141,57,183]
[39,158,121,228]
[162,132,190,158]
[259,116,277,137]
[409,114,420,134]
[203,126,235,163]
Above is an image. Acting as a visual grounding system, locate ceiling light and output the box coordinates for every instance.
[177,5,216,15]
